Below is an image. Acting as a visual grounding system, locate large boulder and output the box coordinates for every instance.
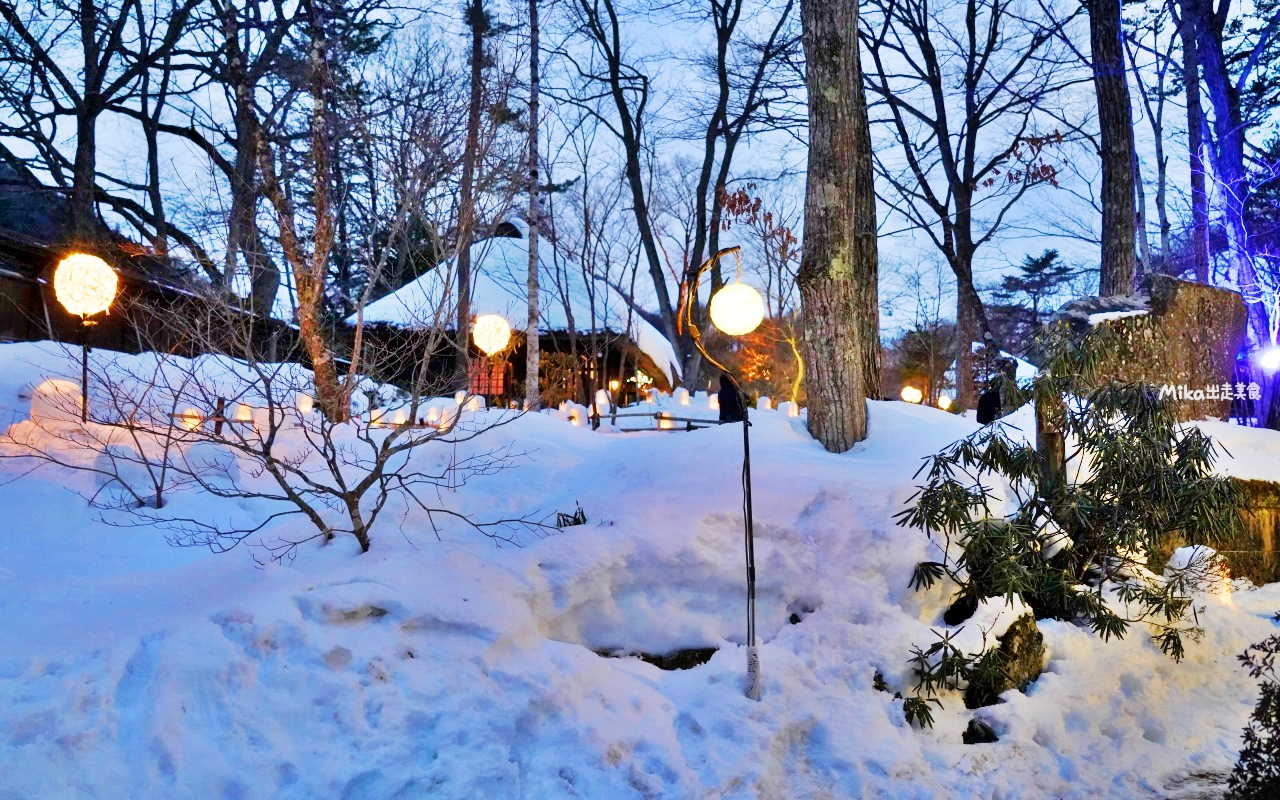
[964,614,1045,709]
[1054,276,1247,421]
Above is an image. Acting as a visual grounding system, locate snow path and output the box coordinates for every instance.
[0,342,1276,799]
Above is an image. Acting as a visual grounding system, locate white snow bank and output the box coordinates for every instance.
[0,343,1276,799]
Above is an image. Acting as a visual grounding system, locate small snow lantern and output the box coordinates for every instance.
[296,393,314,414]
[472,314,511,356]
[709,281,765,336]
[29,379,82,424]
[937,394,953,411]
[594,389,611,415]
[426,406,441,427]
[53,253,118,317]
[392,408,408,426]
[657,411,674,430]
[900,385,923,404]
[708,393,720,411]
[674,387,690,406]
[757,396,771,411]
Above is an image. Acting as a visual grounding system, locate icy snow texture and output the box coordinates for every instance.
[352,224,681,384]
[0,341,1275,799]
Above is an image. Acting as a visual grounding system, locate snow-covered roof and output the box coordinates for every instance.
[351,221,680,384]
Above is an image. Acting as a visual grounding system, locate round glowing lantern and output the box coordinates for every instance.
[54,253,118,317]
[900,385,924,404]
[936,394,953,411]
[472,314,512,356]
[1261,346,1280,374]
[709,282,765,336]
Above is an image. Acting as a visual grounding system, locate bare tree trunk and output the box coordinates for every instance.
[1089,0,1137,296]
[526,0,541,409]
[259,5,346,422]
[1178,1,1210,283]
[1191,0,1270,349]
[955,283,983,409]
[221,5,280,315]
[458,0,488,388]
[798,0,879,451]
[1134,152,1150,288]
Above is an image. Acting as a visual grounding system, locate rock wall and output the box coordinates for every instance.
[1151,479,1280,585]
[1059,276,1247,422]
[1228,479,1280,585]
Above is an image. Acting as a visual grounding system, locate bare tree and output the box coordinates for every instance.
[798,0,879,451]
[550,0,799,387]
[1174,0,1210,283]
[527,0,543,408]
[1125,5,1179,275]
[1,11,547,556]
[1180,0,1280,427]
[0,0,201,240]
[860,0,1079,407]
[1,296,550,561]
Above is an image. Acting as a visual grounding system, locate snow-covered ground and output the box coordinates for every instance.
[1,341,1278,799]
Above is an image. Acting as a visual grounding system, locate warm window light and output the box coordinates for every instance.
[900,385,924,404]
[937,394,953,411]
[472,314,511,356]
[709,281,765,336]
[54,253,118,317]
[1260,347,1280,373]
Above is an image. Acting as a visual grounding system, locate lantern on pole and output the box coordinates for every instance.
[53,253,119,422]
[686,244,766,701]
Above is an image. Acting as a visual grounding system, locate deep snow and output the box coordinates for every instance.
[0,341,1278,799]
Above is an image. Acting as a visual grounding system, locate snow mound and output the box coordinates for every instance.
[0,343,1276,799]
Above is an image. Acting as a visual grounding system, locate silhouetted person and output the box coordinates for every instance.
[718,372,745,423]
[976,389,1001,425]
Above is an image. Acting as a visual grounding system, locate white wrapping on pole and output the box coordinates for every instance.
[745,644,760,701]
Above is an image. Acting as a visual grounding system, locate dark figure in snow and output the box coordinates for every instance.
[976,388,1002,424]
[976,358,1018,424]
[718,372,746,423]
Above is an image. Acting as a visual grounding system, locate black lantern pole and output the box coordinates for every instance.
[685,245,762,700]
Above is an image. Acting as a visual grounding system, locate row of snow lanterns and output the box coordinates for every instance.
[900,384,953,410]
